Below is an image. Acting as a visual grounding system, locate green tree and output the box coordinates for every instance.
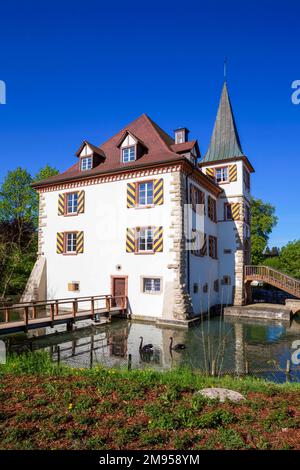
[264,240,300,279]
[33,164,59,183]
[0,165,59,299]
[250,197,278,265]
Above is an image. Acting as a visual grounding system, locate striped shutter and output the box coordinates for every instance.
[126,228,135,252]
[56,232,64,254]
[127,182,136,208]
[153,226,163,252]
[153,178,164,205]
[206,167,214,179]
[58,194,65,215]
[231,203,240,220]
[77,191,85,214]
[76,231,84,253]
[200,234,207,256]
[229,164,237,182]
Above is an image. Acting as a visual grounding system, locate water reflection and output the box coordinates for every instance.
[3,316,300,383]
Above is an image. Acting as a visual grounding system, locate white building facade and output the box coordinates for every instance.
[27,83,254,323]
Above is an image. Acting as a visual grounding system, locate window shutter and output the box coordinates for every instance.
[58,194,65,215]
[127,182,136,208]
[153,226,163,252]
[190,184,196,211]
[153,178,164,205]
[191,229,196,254]
[200,234,207,256]
[76,231,84,253]
[77,190,85,214]
[206,167,214,179]
[231,202,240,220]
[126,228,135,252]
[56,232,64,254]
[229,164,237,182]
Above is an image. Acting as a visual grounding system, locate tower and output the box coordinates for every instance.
[199,82,254,306]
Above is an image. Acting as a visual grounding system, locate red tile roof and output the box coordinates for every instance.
[170,140,199,154]
[32,114,209,189]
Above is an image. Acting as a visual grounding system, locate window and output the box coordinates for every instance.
[203,283,208,293]
[224,249,232,254]
[175,130,184,144]
[68,282,80,292]
[244,168,250,190]
[214,280,219,292]
[66,232,77,253]
[193,283,198,294]
[245,204,251,225]
[215,166,228,183]
[81,156,92,171]
[137,227,153,252]
[209,236,218,259]
[66,193,78,214]
[222,275,231,285]
[208,196,217,222]
[143,277,161,293]
[138,181,153,206]
[122,146,136,162]
[224,203,233,221]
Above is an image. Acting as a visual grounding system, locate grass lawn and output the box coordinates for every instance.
[0,351,300,450]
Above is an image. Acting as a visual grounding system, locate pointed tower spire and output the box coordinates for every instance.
[203,82,244,162]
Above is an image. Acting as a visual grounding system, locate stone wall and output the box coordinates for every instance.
[168,171,194,320]
[233,197,246,306]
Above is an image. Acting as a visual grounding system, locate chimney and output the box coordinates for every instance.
[174,127,189,144]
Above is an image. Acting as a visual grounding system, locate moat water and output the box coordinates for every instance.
[2,315,300,383]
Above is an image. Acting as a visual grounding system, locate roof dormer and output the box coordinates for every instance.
[117,130,147,163]
[75,140,105,172]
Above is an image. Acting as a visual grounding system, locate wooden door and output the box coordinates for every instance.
[112,277,126,308]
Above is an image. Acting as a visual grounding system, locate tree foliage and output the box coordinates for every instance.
[0,165,58,300]
[250,197,278,265]
[263,240,300,279]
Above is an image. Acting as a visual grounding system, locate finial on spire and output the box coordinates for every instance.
[224,57,227,80]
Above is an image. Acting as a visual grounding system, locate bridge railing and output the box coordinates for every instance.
[0,294,128,326]
[245,265,300,298]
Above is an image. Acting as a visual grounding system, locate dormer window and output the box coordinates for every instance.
[122,146,136,163]
[81,156,92,171]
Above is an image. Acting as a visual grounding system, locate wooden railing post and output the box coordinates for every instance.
[106,296,111,312]
[50,303,55,325]
[55,300,59,316]
[91,296,95,319]
[32,302,37,320]
[4,308,9,323]
[73,299,77,319]
[24,306,29,331]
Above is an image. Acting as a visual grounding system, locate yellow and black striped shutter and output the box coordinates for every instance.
[76,231,84,253]
[231,203,240,220]
[153,179,164,205]
[127,182,136,208]
[206,167,214,179]
[126,228,135,252]
[229,164,237,182]
[58,194,65,215]
[56,232,64,254]
[153,226,163,252]
[77,191,85,214]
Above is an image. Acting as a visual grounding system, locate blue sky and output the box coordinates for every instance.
[0,0,299,247]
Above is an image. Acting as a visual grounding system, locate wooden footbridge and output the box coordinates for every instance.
[0,294,128,335]
[245,265,300,299]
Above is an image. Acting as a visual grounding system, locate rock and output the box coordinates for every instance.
[195,387,245,403]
